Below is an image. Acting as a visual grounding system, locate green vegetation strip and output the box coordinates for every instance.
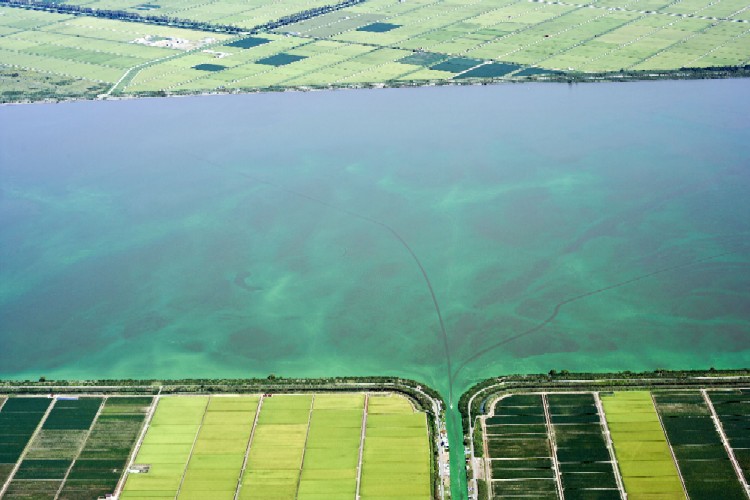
[0,0,243,34]
[601,391,685,499]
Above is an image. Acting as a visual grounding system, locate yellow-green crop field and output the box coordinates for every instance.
[1,0,748,101]
[601,391,684,500]
[360,394,432,498]
[120,392,432,500]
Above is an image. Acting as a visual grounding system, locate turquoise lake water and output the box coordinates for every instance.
[1,80,749,497]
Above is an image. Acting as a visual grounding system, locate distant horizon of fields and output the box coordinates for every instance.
[1,0,749,102]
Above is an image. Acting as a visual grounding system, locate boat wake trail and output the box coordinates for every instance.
[243,175,455,405]
[186,153,454,405]
[450,251,732,386]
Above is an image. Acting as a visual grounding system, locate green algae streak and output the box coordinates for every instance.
[2,80,749,498]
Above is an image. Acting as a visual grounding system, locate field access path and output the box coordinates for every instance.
[541,394,565,500]
[112,390,161,499]
[355,393,369,499]
[294,394,315,498]
[234,394,264,500]
[702,389,750,497]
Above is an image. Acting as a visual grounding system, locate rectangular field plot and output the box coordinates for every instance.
[121,396,209,499]
[180,396,259,500]
[0,398,43,477]
[601,391,685,499]
[5,397,103,499]
[709,390,750,486]
[548,393,620,498]
[297,394,364,499]
[0,398,51,486]
[484,394,558,499]
[653,391,746,500]
[60,397,152,500]
[360,393,431,499]
[238,394,312,499]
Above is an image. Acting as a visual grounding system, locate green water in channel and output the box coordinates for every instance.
[1,80,749,498]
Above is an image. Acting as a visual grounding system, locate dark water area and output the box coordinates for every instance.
[2,80,749,497]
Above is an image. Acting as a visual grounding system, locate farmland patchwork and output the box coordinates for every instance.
[479,389,750,499]
[0,392,432,499]
[1,0,749,101]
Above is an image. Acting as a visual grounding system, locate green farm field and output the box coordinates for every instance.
[1,0,749,101]
[600,391,684,499]
[120,392,432,500]
[476,387,750,500]
[0,392,432,499]
[360,394,432,498]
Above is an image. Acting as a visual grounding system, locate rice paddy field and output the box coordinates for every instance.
[601,391,684,499]
[549,393,620,498]
[120,392,431,499]
[1,0,750,100]
[479,389,750,499]
[0,392,431,499]
[0,396,151,499]
[653,390,747,499]
[361,393,432,498]
[482,394,559,498]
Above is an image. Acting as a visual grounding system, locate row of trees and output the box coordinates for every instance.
[260,0,364,32]
[0,0,366,35]
[1,0,244,32]
[1,375,444,413]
